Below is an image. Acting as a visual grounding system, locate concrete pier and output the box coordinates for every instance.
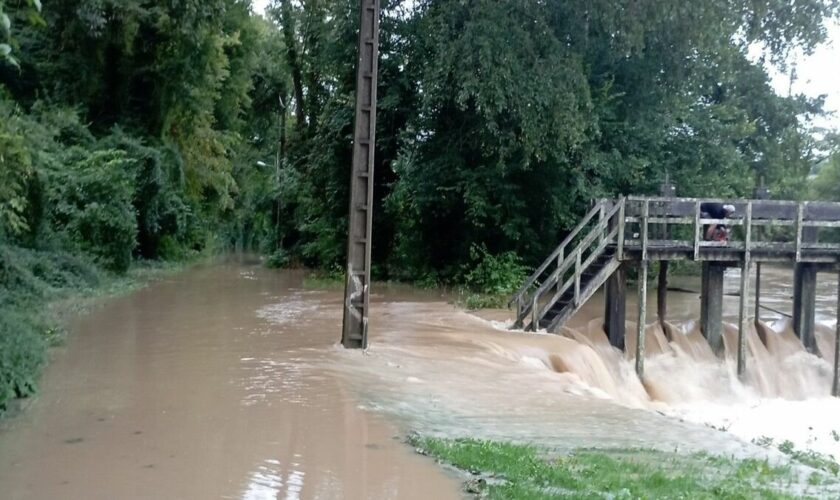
[700,262,726,355]
[604,264,626,350]
[793,263,818,354]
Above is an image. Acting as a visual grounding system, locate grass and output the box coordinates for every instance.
[409,436,838,499]
[456,290,509,310]
[752,436,840,477]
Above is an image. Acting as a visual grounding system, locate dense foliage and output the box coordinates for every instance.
[1,0,839,410]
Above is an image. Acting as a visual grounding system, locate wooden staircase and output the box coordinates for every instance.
[509,198,625,332]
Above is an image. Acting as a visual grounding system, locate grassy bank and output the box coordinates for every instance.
[410,436,839,499]
[0,244,191,416]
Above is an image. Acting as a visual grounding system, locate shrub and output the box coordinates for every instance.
[47,148,138,272]
[462,244,528,295]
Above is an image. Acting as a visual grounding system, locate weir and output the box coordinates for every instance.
[510,195,840,394]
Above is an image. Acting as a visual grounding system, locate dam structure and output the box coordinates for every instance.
[509,195,840,393]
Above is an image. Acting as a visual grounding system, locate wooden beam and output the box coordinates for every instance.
[641,200,649,262]
[834,270,840,397]
[754,262,762,325]
[737,260,751,377]
[693,200,701,260]
[636,260,648,378]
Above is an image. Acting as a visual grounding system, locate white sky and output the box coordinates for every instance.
[253,0,270,15]
[763,20,840,131]
[250,1,838,131]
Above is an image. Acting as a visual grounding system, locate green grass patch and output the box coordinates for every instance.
[410,436,834,499]
[455,290,509,310]
[302,267,345,289]
[752,436,840,477]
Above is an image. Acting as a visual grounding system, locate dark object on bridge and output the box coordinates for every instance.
[509,196,840,394]
[342,0,380,349]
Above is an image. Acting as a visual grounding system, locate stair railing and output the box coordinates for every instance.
[511,197,626,330]
[509,200,608,325]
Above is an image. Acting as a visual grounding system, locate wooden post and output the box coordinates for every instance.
[636,260,648,378]
[342,0,381,349]
[617,199,626,260]
[737,202,753,376]
[833,270,840,397]
[754,262,762,325]
[693,200,702,260]
[793,263,818,353]
[574,249,582,306]
[701,262,725,355]
[656,179,672,328]
[641,200,649,261]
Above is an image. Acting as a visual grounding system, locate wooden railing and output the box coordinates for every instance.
[511,198,626,330]
[509,200,607,313]
[622,197,840,261]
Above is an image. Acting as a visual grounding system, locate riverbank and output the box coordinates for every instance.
[0,244,197,417]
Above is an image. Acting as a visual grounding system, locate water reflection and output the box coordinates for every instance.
[242,458,306,500]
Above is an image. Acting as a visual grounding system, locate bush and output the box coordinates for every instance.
[462,244,528,295]
[47,148,138,272]
[0,245,104,413]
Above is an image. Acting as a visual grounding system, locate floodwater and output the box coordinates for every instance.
[0,260,838,498]
[0,262,463,500]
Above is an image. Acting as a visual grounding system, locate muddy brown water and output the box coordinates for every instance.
[0,261,838,499]
[0,262,462,500]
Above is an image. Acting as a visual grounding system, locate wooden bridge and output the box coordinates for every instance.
[509,196,840,394]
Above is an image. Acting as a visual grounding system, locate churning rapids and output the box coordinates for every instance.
[0,259,838,499]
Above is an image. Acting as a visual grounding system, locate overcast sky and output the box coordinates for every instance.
[764,20,840,130]
[251,1,838,130]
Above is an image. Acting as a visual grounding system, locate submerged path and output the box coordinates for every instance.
[0,262,461,500]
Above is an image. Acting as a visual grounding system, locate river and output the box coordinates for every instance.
[0,260,838,498]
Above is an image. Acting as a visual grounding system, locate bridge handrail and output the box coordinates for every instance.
[518,198,625,330]
[508,199,607,308]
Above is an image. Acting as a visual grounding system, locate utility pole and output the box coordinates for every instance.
[342,0,380,349]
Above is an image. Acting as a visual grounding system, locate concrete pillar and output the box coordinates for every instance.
[701,262,726,355]
[604,264,626,350]
[793,263,818,353]
[657,261,669,328]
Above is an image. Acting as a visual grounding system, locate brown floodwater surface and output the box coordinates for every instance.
[0,262,462,500]
[1,261,838,498]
